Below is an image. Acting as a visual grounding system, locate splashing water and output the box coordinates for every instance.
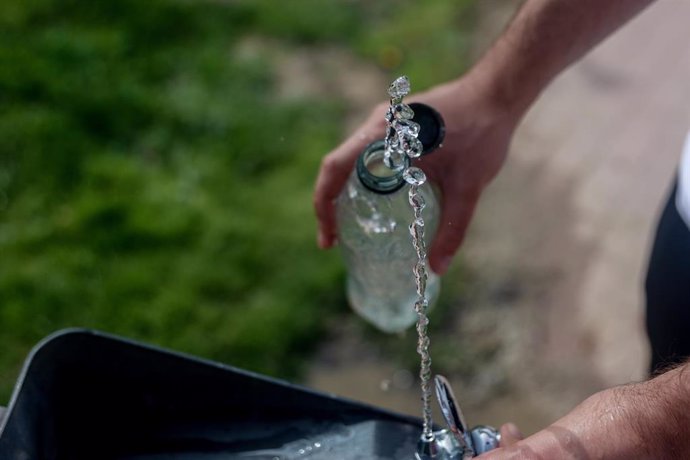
[384,76,435,441]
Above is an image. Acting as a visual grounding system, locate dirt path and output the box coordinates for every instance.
[307,0,690,435]
[453,0,690,427]
[495,0,690,389]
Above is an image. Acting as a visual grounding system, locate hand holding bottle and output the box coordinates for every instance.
[333,78,445,334]
[314,74,520,274]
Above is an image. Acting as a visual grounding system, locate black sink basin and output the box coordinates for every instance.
[0,330,423,459]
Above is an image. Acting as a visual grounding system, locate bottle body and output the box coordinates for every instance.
[336,142,440,333]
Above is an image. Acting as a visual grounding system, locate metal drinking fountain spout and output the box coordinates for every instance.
[415,375,501,459]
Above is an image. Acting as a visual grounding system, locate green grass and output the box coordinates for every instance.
[0,0,478,401]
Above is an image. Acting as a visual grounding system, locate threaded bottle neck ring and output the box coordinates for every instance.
[356,140,410,194]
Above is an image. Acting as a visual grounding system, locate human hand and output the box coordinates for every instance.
[478,390,644,459]
[478,365,690,459]
[314,74,521,274]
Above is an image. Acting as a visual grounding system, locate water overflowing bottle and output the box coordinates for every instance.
[336,102,445,333]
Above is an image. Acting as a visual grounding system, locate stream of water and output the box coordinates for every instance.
[384,76,435,441]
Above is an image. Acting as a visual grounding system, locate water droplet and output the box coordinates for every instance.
[409,222,424,240]
[393,103,414,120]
[388,75,411,99]
[413,263,428,282]
[384,149,406,171]
[406,138,424,158]
[403,167,426,186]
[408,190,426,209]
[384,126,397,152]
[386,125,396,138]
[394,119,420,138]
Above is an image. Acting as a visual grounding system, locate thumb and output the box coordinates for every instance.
[499,423,524,447]
[428,189,479,275]
[474,424,525,459]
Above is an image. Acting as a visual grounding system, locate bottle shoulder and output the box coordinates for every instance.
[336,173,440,248]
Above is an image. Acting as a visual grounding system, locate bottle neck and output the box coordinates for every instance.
[356,140,410,194]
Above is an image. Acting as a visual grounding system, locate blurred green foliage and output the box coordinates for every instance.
[0,0,476,401]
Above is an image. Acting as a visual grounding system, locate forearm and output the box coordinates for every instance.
[469,0,656,115]
[481,362,690,459]
[551,362,690,459]
[628,362,690,457]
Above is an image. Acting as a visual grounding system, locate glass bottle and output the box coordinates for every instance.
[336,140,440,333]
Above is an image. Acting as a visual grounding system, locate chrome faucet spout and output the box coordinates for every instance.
[414,374,501,459]
[434,375,475,456]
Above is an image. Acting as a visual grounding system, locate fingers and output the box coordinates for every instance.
[314,153,344,248]
[313,132,375,248]
[500,423,524,447]
[314,104,389,248]
[476,432,541,460]
[428,187,479,274]
[474,423,524,459]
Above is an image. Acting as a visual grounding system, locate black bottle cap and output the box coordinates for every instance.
[409,102,445,155]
